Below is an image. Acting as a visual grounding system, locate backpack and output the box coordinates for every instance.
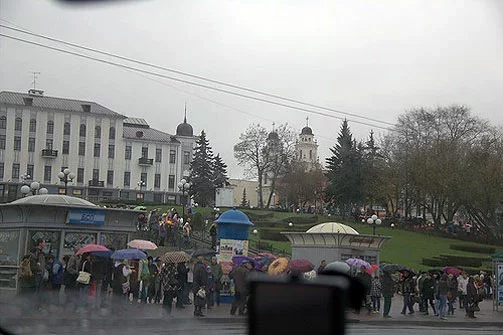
[19,258,33,278]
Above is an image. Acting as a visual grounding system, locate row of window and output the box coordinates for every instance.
[0,116,116,139]
[0,163,177,189]
[0,136,190,163]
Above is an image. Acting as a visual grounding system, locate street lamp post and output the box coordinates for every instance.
[58,168,75,195]
[253,229,259,250]
[137,180,146,201]
[20,173,31,185]
[20,181,48,197]
[367,214,382,235]
[177,179,190,220]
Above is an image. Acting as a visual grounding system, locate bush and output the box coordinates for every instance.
[422,258,445,267]
[450,244,495,254]
[242,211,275,221]
[280,215,318,225]
[191,212,204,230]
[258,229,289,242]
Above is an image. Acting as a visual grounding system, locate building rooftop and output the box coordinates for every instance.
[123,124,179,143]
[7,194,97,207]
[123,118,150,128]
[0,91,124,117]
[306,222,359,235]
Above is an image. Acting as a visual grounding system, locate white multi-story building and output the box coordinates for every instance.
[0,89,196,203]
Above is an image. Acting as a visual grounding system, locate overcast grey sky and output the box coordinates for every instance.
[1,0,503,178]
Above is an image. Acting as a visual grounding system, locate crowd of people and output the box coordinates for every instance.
[16,238,235,318]
[140,208,192,249]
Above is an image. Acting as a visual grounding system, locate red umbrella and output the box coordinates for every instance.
[76,244,110,255]
[289,259,314,273]
[443,266,462,277]
[365,264,379,275]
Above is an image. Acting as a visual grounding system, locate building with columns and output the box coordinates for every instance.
[0,89,196,203]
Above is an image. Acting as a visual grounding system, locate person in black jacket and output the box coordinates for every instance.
[176,262,188,308]
[421,272,436,315]
[399,270,415,315]
[381,271,394,318]
[466,277,479,318]
[192,256,207,317]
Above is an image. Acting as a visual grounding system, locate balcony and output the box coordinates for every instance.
[88,180,105,187]
[138,157,154,166]
[41,149,58,158]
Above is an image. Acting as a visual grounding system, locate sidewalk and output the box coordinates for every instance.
[1,296,502,328]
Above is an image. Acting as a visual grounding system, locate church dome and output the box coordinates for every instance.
[267,131,279,141]
[301,126,313,135]
[306,222,359,235]
[176,117,193,137]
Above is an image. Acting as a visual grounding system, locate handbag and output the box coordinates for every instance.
[76,261,91,285]
[122,281,130,295]
[468,303,480,312]
[196,288,206,299]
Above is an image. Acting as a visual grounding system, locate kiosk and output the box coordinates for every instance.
[214,208,253,302]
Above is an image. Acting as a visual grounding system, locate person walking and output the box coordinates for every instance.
[111,260,132,308]
[399,270,414,315]
[230,260,253,316]
[209,223,218,250]
[176,262,188,308]
[77,253,93,309]
[436,274,449,320]
[46,254,63,305]
[193,256,207,317]
[421,272,437,315]
[183,220,192,249]
[62,254,79,308]
[205,265,215,309]
[370,275,382,314]
[210,257,223,306]
[147,257,159,304]
[30,238,47,309]
[458,272,468,311]
[447,274,458,315]
[381,271,394,318]
[158,221,167,247]
[18,254,36,297]
[466,277,479,318]
[159,263,179,315]
[416,271,426,313]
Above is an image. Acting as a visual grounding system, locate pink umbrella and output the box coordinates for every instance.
[127,239,158,250]
[289,259,314,273]
[76,244,110,255]
[443,266,462,277]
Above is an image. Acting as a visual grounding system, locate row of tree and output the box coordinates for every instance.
[324,105,503,238]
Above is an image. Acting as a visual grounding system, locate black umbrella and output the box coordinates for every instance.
[191,248,216,257]
[381,263,405,273]
[398,267,416,276]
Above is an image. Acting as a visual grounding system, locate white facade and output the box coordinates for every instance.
[0,89,196,203]
[214,187,234,207]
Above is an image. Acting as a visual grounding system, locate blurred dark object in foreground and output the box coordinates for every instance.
[248,271,366,335]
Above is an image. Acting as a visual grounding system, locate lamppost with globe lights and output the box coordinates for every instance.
[20,173,31,185]
[367,214,382,235]
[58,168,75,195]
[137,180,146,201]
[253,229,259,250]
[177,179,190,219]
[21,181,48,197]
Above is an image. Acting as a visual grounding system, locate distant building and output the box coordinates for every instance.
[0,89,197,203]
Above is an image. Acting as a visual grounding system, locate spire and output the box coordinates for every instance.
[272,122,275,132]
[306,116,309,127]
[184,102,187,123]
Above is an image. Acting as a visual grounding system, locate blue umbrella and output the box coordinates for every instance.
[111,248,147,260]
[91,250,113,258]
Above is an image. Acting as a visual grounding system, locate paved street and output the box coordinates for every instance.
[2,295,502,334]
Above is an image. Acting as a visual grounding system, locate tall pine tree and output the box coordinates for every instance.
[325,120,364,216]
[212,154,229,189]
[241,188,248,207]
[189,130,215,206]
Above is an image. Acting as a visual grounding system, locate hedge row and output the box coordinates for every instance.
[280,215,318,225]
[242,211,275,221]
[422,254,489,268]
[450,244,495,254]
[258,229,289,242]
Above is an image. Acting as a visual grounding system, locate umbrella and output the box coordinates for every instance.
[76,244,110,255]
[111,249,147,260]
[380,263,405,273]
[324,261,351,274]
[253,254,276,272]
[191,249,217,257]
[398,267,416,276]
[160,251,192,264]
[127,239,158,250]
[443,266,462,277]
[365,264,379,275]
[289,259,314,273]
[346,258,371,269]
[267,257,289,275]
[91,250,113,258]
[232,255,256,267]
[256,252,278,260]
